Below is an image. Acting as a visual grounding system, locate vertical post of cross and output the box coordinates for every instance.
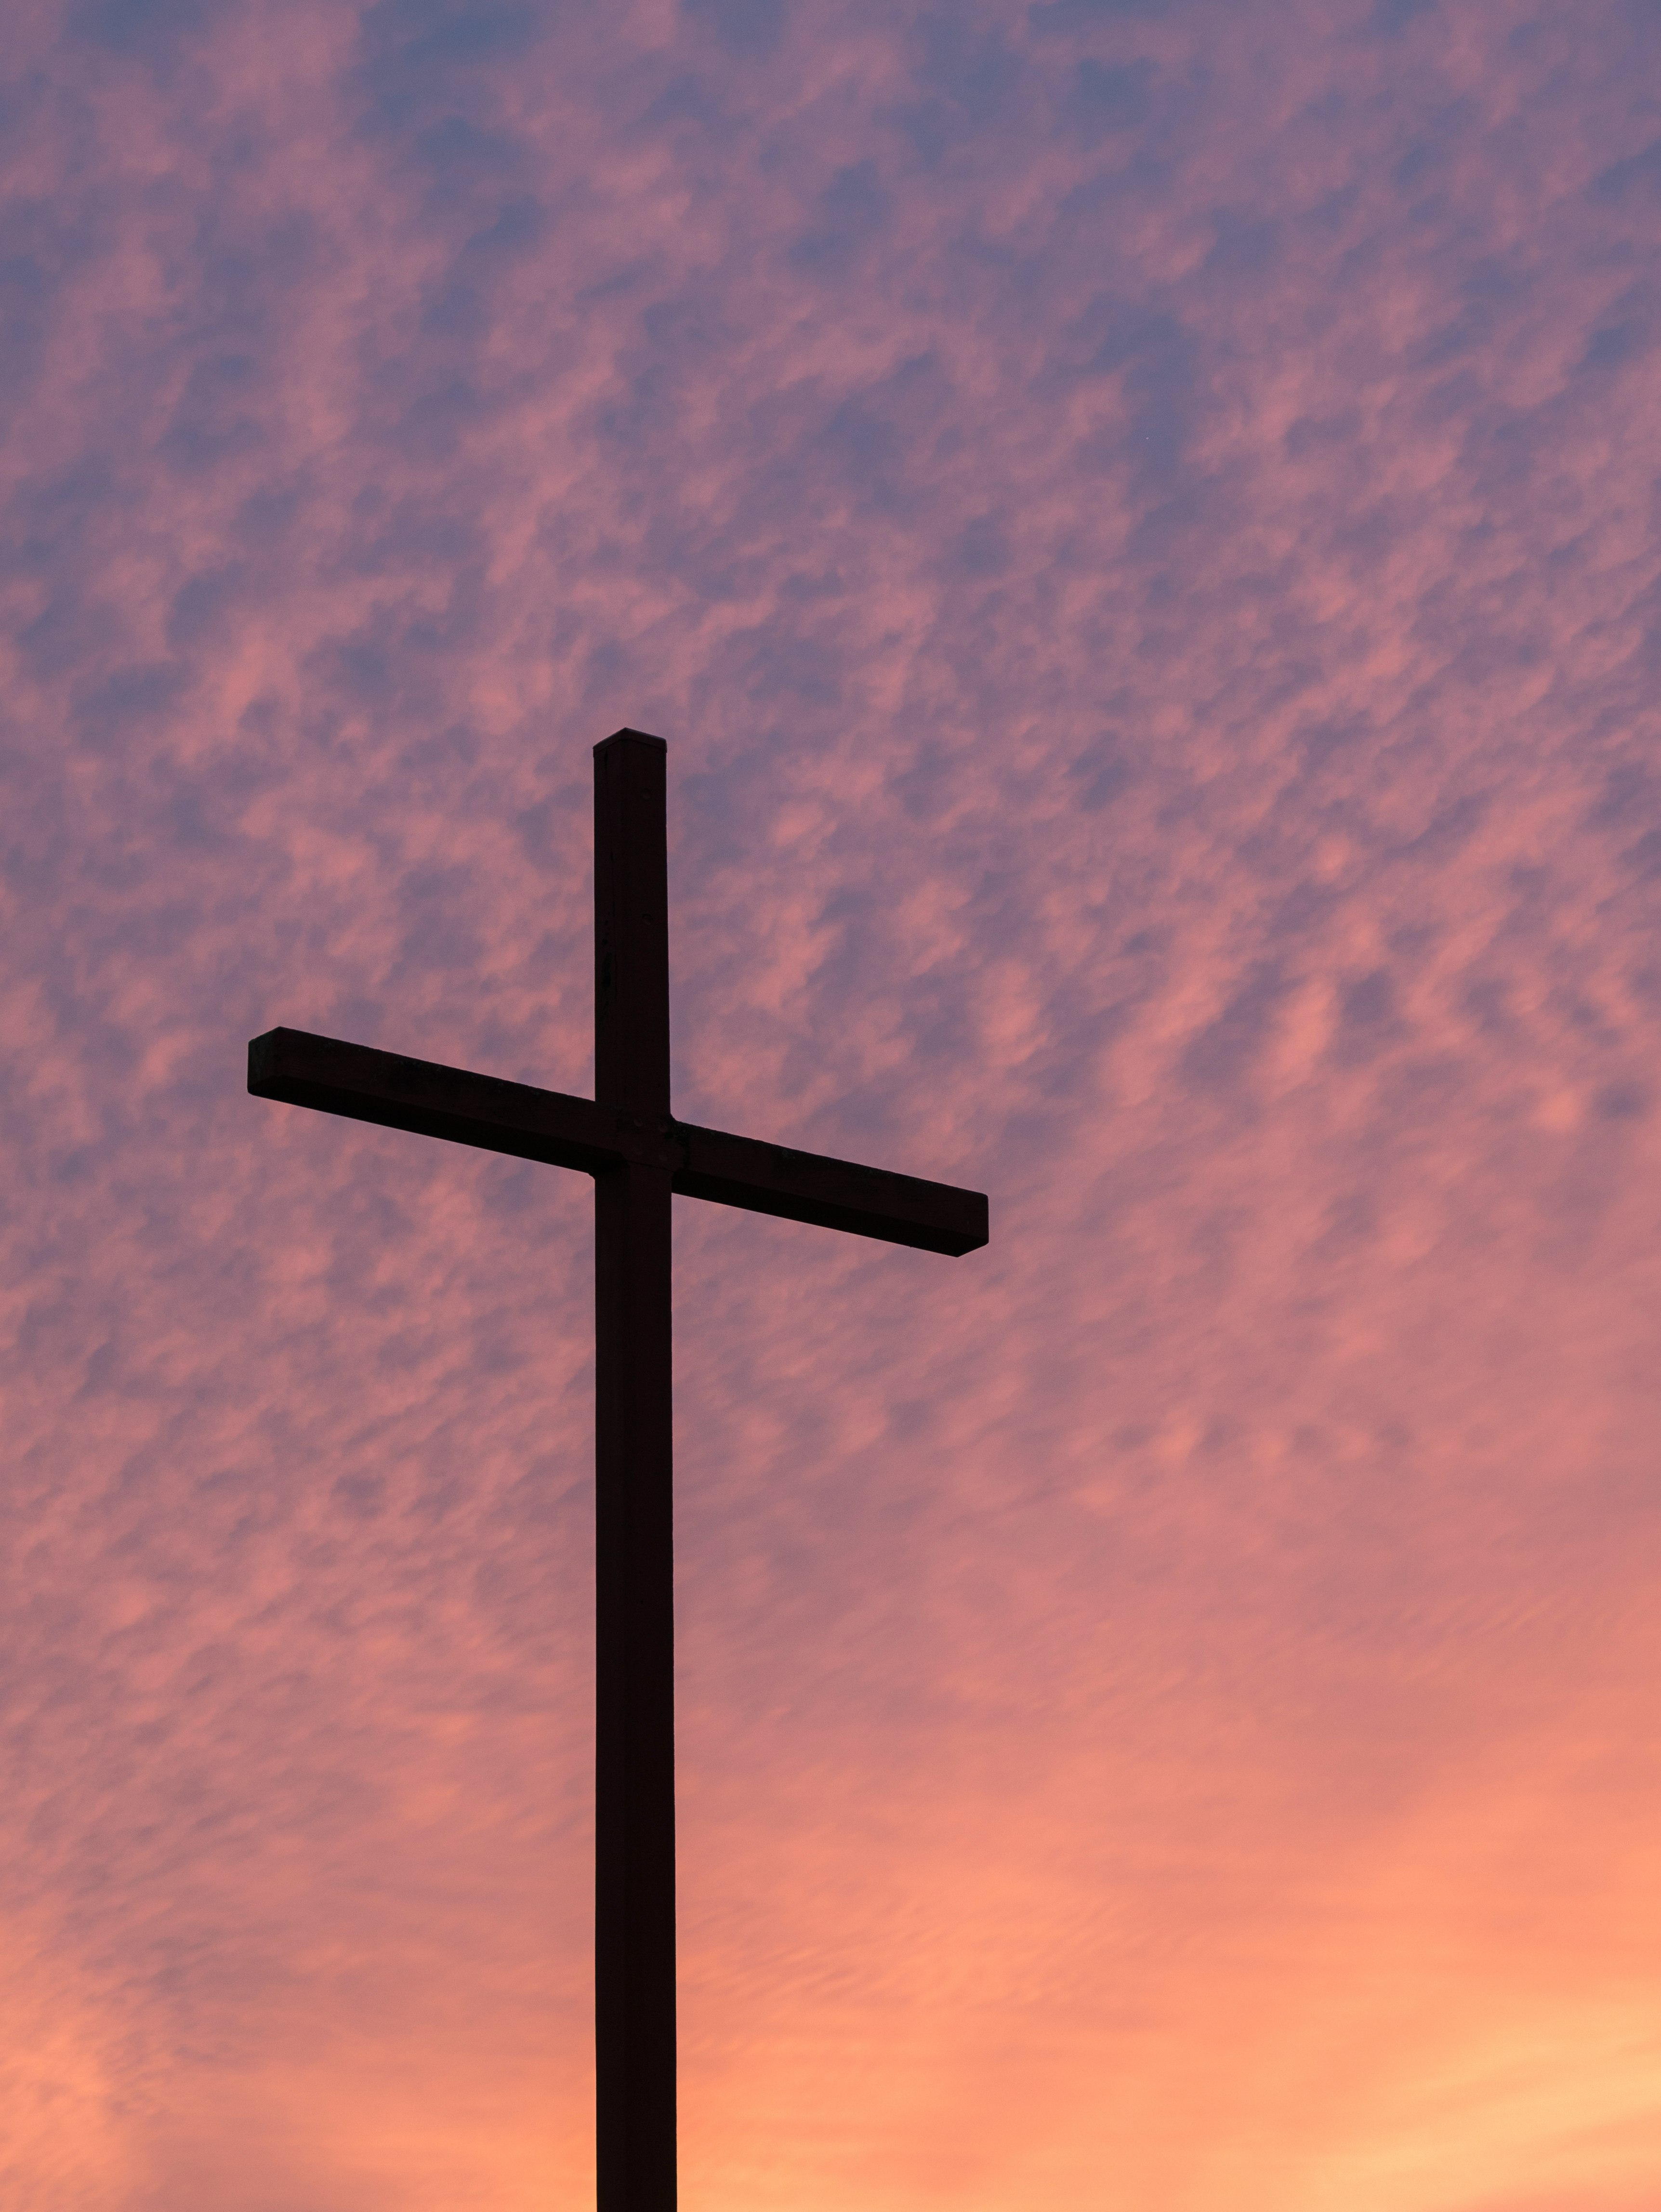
[592,729,677,2211]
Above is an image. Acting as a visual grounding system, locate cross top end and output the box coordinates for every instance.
[595,726,667,754]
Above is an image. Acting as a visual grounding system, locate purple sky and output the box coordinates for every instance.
[6,2,1661,2205]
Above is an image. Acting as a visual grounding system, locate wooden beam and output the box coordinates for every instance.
[674,1123,988,1256]
[248,1027,620,1175]
[250,1027,988,1257]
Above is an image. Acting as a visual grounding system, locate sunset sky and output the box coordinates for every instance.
[5,1,1661,2205]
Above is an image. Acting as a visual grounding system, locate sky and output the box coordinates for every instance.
[4,0,1661,2205]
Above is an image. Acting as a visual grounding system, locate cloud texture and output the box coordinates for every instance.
[4,0,1661,2204]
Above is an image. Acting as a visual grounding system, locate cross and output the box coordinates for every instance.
[248,729,989,2210]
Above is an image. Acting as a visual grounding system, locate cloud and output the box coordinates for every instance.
[4,0,1661,2203]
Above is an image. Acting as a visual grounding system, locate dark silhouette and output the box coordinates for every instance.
[248,729,988,2211]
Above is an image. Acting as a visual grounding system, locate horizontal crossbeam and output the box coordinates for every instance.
[249,1027,988,1258]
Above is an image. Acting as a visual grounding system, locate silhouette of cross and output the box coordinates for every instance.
[248,729,988,2210]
